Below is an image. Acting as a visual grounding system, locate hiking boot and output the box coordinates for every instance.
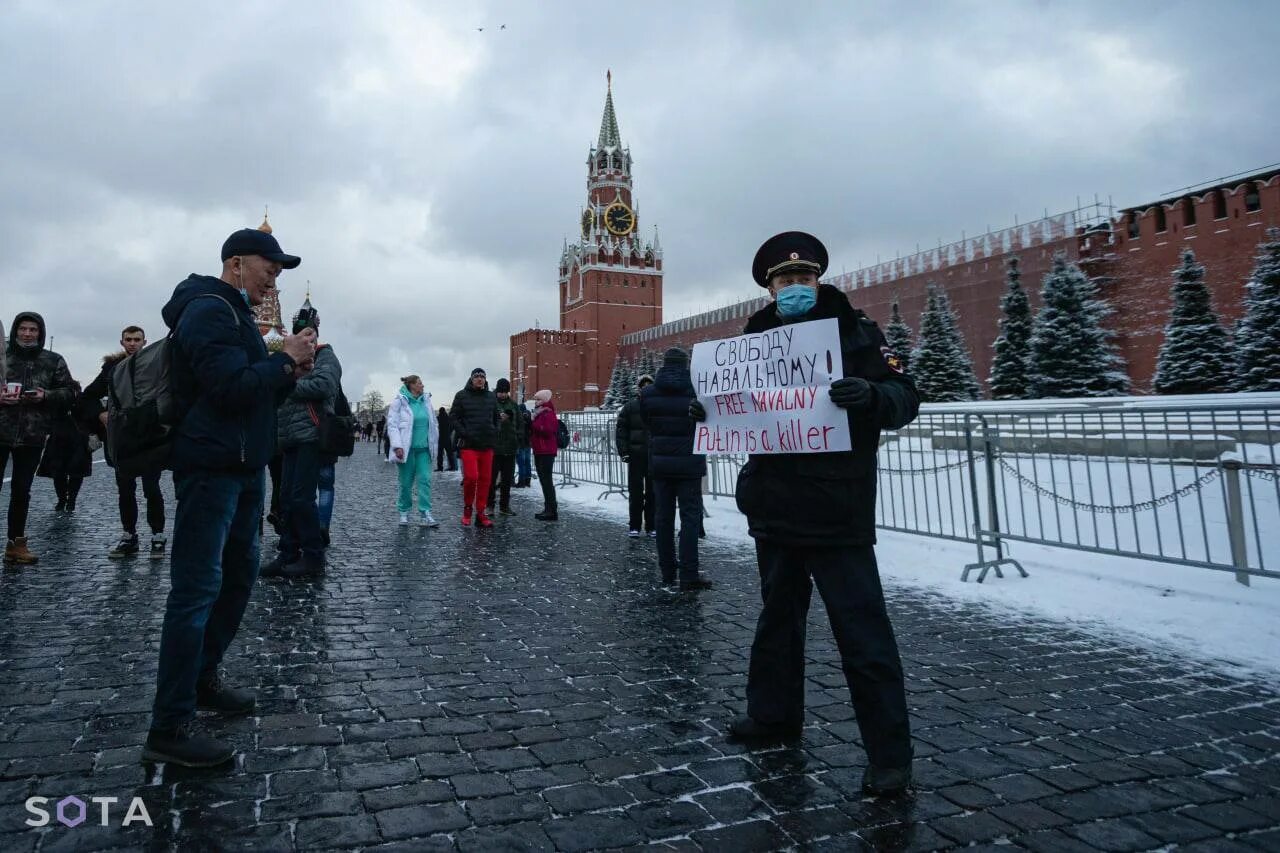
[149,535,167,560]
[4,537,39,565]
[282,553,325,579]
[320,527,330,546]
[108,534,140,559]
[399,512,409,526]
[680,576,713,591]
[534,511,558,522]
[420,512,439,528]
[461,508,473,527]
[727,716,802,742]
[862,764,913,797]
[195,673,256,716]
[258,554,294,578]
[475,511,494,529]
[142,723,234,768]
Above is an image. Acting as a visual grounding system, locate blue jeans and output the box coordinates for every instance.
[278,443,323,562]
[653,477,703,582]
[152,468,264,730]
[317,460,336,528]
[516,447,531,482]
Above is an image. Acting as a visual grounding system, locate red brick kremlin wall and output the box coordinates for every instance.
[620,170,1280,393]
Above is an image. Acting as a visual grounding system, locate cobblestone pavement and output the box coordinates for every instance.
[1,447,1278,852]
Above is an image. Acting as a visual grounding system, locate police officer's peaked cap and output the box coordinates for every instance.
[752,231,829,287]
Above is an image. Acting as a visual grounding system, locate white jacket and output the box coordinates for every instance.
[386,388,439,463]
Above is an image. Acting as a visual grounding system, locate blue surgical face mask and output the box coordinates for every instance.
[238,288,251,307]
[775,283,817,318]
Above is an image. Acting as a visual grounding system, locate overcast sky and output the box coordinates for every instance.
[3,1,1278,404]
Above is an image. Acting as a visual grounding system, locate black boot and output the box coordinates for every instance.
[727,715,802,742]
[862,764,913,797]
[195,672,256,716]
[142,723,234,767]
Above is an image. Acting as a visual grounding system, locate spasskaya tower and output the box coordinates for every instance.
[509,73,664,409]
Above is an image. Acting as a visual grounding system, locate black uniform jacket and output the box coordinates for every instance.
[734,284,919,546]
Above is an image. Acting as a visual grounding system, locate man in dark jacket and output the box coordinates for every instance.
[488,378,519,515]
[514,403,532,487]
[435,407,456,471]
[1,312,74,565]
[615,374,655,537]
[81,325,169,560]
[639,350,712,591]
[449,367,498,527]
[144,225,315,768]
[694,231,919,796]
[262,301,341,579]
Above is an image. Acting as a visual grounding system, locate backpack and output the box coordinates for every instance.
[556,419,571,450]
[317,387,356,458]
[107,294,239,477]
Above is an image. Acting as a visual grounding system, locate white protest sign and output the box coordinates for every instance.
[691,317,849,456]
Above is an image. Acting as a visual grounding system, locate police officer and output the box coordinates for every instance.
[691,231,919,796]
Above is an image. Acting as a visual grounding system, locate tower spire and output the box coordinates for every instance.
[597,70,621,150]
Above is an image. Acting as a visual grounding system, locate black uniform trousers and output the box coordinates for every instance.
[652,477,701,582]
[746,540,912,768]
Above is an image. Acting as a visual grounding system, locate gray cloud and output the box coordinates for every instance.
[3,0,1277,403]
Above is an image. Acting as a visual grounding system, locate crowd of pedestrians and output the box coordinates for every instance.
[0,224,919,797]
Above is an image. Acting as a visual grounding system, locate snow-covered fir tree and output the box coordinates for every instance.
[601,356,633,409]
[637,349,659,385]
[1152,249,1235,395]
[988,256,1033,399]
[1027,252,1130,398]
[1237,227,1280,392]
[884,297,913,375]
[910,284,981,402]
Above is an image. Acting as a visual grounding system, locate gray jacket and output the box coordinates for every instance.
[276,344,342,450]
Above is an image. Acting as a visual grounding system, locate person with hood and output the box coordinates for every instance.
[1,312,74,565]
[639,351,711,590]
[529,389,560,521]
[435,406,456,472]
[386,374,439,527]
[488,378,519,516]
[692,231,919,797]
[615,373,655,538]
[261,300,342,578]
[81,325,168,559]
[144,224,315,768]
[449,367,498,527]
[37,379,93,513]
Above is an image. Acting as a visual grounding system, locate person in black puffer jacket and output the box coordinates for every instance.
[614,374,655,536]
[695,231,919,798]
[638,350,711,591]
[37,380,93,513]
[449,367,498,527]
[1,311,75,565]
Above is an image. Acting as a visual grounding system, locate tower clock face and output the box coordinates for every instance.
[604,202,635,236]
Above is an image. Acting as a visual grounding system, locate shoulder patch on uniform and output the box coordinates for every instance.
[881,346,904,374]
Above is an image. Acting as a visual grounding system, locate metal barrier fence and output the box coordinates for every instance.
[555,395,1279,585]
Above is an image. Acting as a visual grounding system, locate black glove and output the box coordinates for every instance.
[689,400,707,422]
[829,377,875,412]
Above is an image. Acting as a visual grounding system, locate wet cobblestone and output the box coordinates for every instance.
[1,448,1278,850]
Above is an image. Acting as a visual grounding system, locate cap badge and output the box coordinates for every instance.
[789,252,799,260]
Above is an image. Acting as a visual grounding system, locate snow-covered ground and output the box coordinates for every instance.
[552,481,1280,685]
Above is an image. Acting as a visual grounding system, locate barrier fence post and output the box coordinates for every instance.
[962,413,1027,583]
[1221,459,1251,587]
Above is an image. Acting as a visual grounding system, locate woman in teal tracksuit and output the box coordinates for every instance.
[386,374,439,527]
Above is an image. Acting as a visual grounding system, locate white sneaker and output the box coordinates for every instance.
[399,512,409,526]
[628,530,641,538]
[421,512,439,528]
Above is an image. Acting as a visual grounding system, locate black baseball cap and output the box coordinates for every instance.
[221,228,301,269]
